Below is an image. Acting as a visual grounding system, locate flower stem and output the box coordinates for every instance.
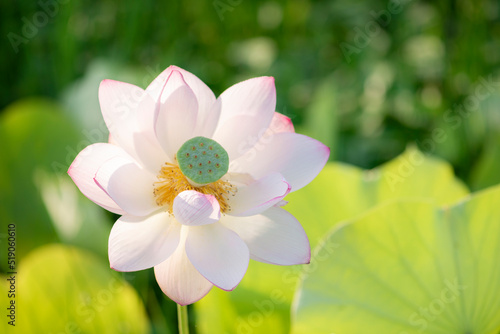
[177,304,189,334]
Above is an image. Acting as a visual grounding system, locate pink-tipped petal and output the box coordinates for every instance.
[185,224,249,291]
[227,172,290,216]
[154,230,213,305]
[147,66,216,114]
[68,143,130,215]
[146,66,176,101]
[230,132,330,192]
[109,212,181,271]
[173,190,221,226]
[267,112,295,134]
[221,207,310,265]
[212,77,276,160]
[275,199,288,207]
[94,156,158,216]
[155,71,198,159]
[147,66,220,137]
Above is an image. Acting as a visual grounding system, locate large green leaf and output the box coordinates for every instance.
[292,186,500,334]
[14,244,150,333]
[195,147,468,334]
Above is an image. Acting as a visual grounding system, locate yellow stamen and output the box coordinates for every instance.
[153,162,236,214]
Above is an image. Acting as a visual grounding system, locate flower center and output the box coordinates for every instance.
[176,136,229,186]
[153,137,235,214]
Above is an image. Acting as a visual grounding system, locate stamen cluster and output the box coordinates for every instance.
[154,163,237,213]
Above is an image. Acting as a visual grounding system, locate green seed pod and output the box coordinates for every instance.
[177,136,229,186]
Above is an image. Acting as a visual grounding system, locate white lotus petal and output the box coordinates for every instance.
[173,190,221,226]
[221,207,310,265]
[154,227,213,305]
[68,143,130,215]
[155,71,198,159]
[230,132,329,191]
[267,112,295,134]
[109,212,181,271]
[185,224,249,290]
[212,77,276,160]
[94,156,158,216]
[98,79,167,172]
[228,172,290,216]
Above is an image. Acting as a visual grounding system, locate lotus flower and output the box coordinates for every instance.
[68,66,329,305]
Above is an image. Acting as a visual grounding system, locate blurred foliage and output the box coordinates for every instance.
[2,0,500,181]
[292,185,500,334]
[469,132,500,191]
[9,244,150,333]
[1,0,500,333]
[0,99,110,263]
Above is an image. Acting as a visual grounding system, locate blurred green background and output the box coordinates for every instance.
[2,0,500,179]
[1,0,500,333]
